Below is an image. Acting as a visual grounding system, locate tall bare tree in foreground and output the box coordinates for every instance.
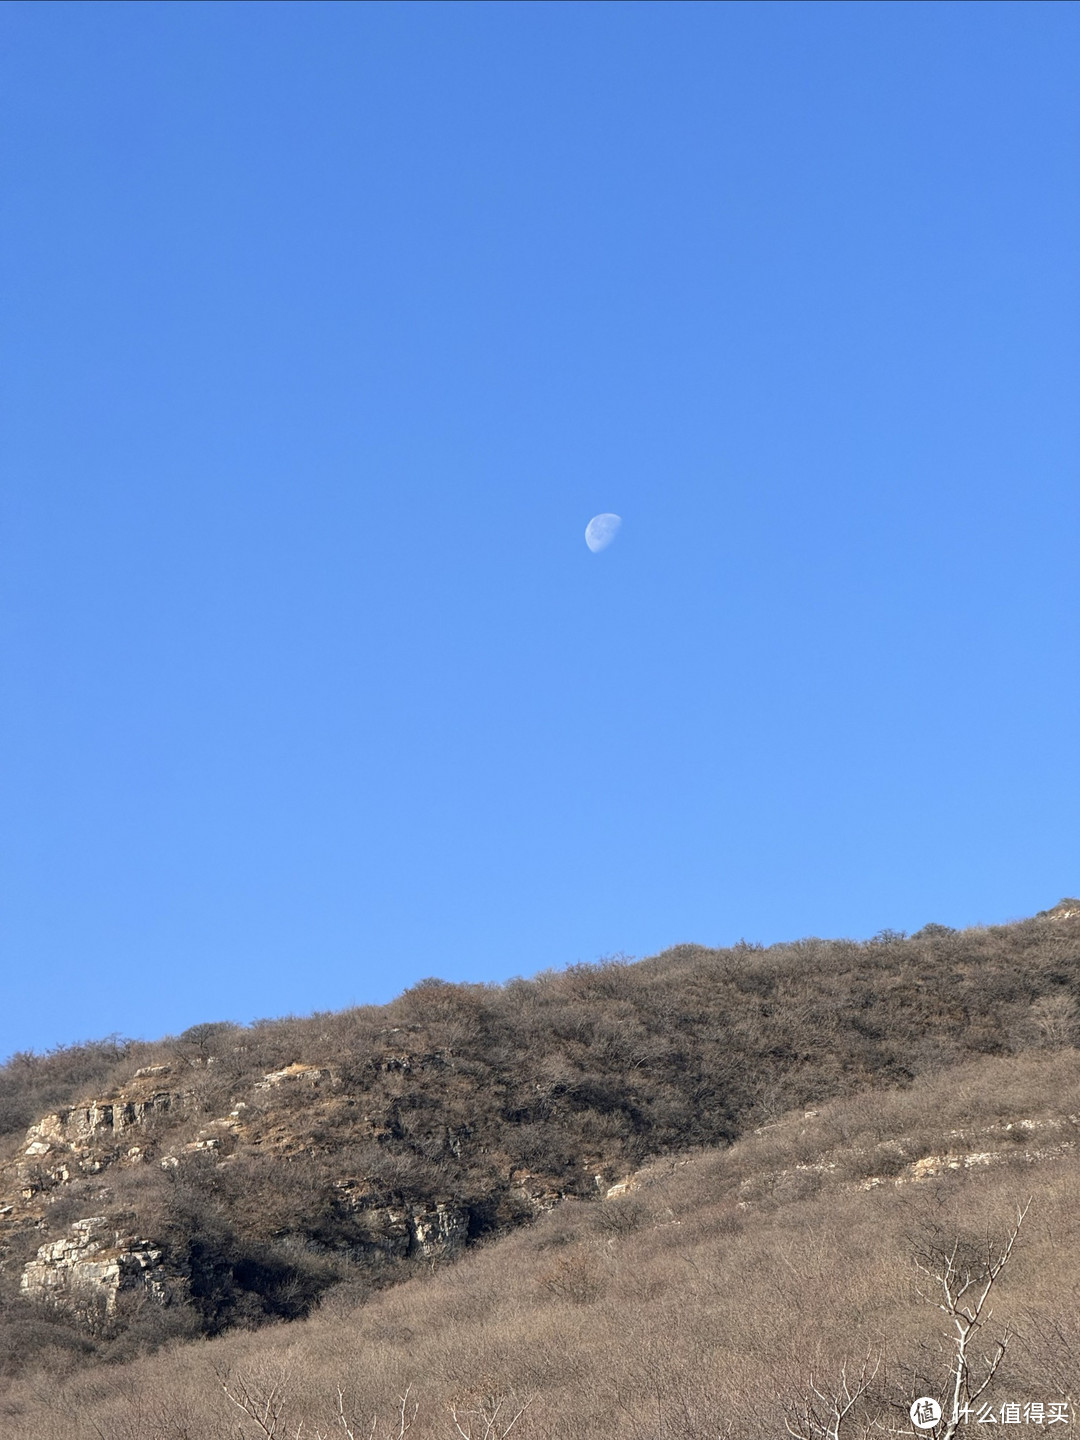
[782,1201,1030,1440]
[906,1199,1029,1439]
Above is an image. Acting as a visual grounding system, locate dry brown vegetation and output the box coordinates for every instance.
[0,904,1078,1436]
[2,1048,1077,1438]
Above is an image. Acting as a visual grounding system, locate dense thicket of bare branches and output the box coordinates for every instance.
[5,909,1078,1153]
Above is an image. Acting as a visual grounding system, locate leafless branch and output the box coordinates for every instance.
[782,1350,882,1440]
[218,1367,292,1440]
[908,1199,1030,1439]
[309,1388,417,1440]
[448,1392,532,1440]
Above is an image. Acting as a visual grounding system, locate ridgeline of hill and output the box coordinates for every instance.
[0,902,1078,1435]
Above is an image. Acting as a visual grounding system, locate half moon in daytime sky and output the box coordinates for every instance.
[585,513,622,552]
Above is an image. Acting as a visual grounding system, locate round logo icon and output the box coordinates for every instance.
[910,1397,942,1430]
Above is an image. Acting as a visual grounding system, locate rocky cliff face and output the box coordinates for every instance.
[18,1089,180,1190]
[20,1216,170,1313]
[0,1049,557,1327]
[327,1197,471,1263]
[1,1073,193,1318]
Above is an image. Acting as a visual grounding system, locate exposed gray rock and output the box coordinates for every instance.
[20,1217,173,1313]
[1037,898,1080,922]
[23,1092,178,1153]
[254,1063,333,1090]
[329,1184,469,1263]
[409,1202,468,1258]
[15,1093,183,1196]
[604,1178,636,1199]
[508,1169,564,1215]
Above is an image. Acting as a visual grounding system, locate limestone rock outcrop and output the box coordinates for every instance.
[1038,897,1080,922]
[20,1217,173,1313]
[255,1062,334,1091]
[16,1091,182,1195]
[329,1183,470,1262]
[409,1202,469,1258]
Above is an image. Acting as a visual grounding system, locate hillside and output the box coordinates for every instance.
[0,903,1078,1433]
[3,1047,1078,1437]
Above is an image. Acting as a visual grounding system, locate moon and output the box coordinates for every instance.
[585,513,622,552]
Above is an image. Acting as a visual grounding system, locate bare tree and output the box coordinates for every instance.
[447,1391,532,1440]
[782,1351,883,1440]
[906,1199,1030,1438]
[782,1201,1031,1440]
[219,1371,418,1440]
[218,1367,296,1439]
[310,1386,418,1440]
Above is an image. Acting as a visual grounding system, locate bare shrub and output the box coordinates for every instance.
[781,1350,883,1440]
[1030,994,1078,1049]
[535,1247,606,1304]
[592,1195,650,1238]
[447,1385,531,1440]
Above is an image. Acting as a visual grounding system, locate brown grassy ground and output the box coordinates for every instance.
[3,1048,1077,1440]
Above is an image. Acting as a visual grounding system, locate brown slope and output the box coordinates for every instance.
[0,905,1077,1373]
[2,1047,1078,1439]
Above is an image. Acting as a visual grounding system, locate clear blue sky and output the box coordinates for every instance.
[2,1,1077,1061]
